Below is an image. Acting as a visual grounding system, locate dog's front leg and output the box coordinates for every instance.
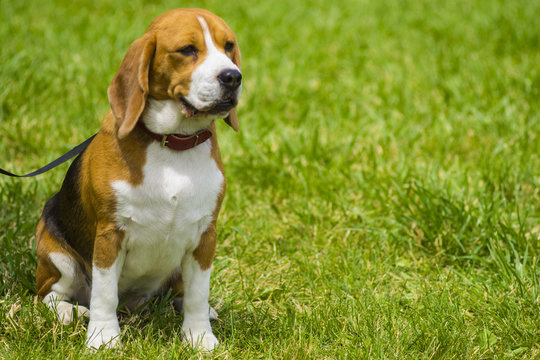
[181,249,218,351]
[85,227,125,350]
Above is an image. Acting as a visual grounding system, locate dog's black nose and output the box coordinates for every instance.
[218,69,242,90]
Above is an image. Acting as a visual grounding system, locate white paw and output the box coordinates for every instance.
[56,301,89,325]
[183,326,218,351]
[85,320,121,350]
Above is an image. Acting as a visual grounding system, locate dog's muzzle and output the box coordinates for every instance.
[180,94,238,117]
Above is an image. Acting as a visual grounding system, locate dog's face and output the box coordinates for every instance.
[108,9,242,138]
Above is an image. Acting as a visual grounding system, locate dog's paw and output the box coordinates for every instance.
[85,320,121,350]
[56,301,89,325]
[183,325,218,351]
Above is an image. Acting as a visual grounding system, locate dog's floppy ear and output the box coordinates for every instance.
[108,34,156,139]
[224,109,239,132]
[224,42,241,132]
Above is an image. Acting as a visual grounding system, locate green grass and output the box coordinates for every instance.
[1,0,539,358]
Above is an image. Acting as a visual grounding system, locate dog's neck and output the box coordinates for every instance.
[141,98,215,135]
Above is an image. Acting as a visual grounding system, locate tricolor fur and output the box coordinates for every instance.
[35,9,242,351]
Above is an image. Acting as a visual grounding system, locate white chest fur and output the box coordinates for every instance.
[111,140,223,295]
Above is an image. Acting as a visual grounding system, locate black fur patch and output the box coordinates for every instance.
[42,153,94,263]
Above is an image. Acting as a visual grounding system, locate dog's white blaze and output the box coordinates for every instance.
[185,16,241,111]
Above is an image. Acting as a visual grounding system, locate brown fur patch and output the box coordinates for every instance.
[193,223,218,271]
[92,225,125,269]
[36,220,63,297]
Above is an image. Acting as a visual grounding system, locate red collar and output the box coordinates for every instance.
[137,121,213,151]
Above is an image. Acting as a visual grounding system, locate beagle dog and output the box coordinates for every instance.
[35,8,241,351]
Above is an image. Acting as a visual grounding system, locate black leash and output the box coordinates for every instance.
[0,134,96,177]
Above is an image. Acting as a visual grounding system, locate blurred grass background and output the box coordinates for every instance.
[0,0,539,358]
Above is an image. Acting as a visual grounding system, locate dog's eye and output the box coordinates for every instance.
[177,45,198,56]
[224,41,235,52]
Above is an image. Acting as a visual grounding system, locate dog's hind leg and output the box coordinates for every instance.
[36,220,90,324]
[41,253,90,324]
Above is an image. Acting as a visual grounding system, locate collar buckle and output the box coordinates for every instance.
[161,135,169,147]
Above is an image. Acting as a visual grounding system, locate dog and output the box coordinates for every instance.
[34,8,241,351]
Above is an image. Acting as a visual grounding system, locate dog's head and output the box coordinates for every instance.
[108,9,242,138]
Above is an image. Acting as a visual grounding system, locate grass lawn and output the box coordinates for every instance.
[1,0,539,358]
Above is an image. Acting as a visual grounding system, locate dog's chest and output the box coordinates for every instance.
[111,141,223,292]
